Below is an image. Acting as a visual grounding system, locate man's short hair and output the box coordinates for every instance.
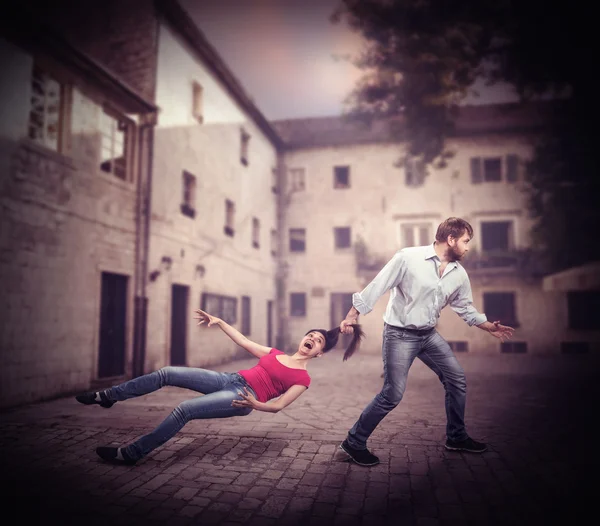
[435,217,474,243]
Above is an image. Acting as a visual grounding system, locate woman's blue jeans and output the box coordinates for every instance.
[104,367,255,460]
[347,323,469,449]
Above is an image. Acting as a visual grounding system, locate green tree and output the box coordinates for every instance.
[333,0,598,272]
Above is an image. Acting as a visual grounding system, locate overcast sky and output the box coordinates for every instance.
[180,0,519,121]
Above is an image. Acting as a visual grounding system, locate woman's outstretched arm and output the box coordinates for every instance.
[194,309,272,358]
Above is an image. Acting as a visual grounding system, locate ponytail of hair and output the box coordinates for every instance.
[323,324,365,361]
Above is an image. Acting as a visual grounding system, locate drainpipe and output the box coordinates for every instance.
[275,151,289,352]
[132,111,156,378]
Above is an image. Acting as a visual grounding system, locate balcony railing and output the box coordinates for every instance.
[462,249,549,276]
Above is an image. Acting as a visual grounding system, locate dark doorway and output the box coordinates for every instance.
[98,272,128,378]
[170,284,189,366]
[331,293,354,350]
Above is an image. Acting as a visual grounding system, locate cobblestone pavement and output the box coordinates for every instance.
[1,350,597,525]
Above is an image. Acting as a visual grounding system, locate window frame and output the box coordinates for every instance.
[98,104,135,182]
[252,217,260,249]
[334,226,352,249]
[399,222,433,248]
[290,292,307,317]
[224,199,235,237]
[200,293,238,325]
[181,170,197,218]
[483,291,519,328]
[289,167,306,192]
[289,228,306,253]
[333,165,350,189]
[192,81,204,123]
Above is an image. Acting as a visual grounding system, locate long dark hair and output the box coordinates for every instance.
[305,324,365,361]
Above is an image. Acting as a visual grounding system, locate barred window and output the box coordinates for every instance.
[290,293,306,317]
[28,65,63,152]
[334,227,351,249]
[201,293,238,325]
[334,166,350,188]
[289,228,306,252]
[181,171,196,218]
[99,108,131,180]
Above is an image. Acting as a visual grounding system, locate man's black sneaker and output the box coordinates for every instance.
[339,439,380,466]
[445,437,487,453]
[96,446,137,465]
[75,391,114,409]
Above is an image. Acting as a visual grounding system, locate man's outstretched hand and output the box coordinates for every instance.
[488,320,514,343]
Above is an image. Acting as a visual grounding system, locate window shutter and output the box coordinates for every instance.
[402,226,415,247]
[419,226,430,245]
[470,157,482,184]
[506,154,519,182]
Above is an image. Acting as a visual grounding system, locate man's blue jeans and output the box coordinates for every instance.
[104,367,255,460]
[347,323,468,449]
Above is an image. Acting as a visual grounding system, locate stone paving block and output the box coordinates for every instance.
[315,485,342,504]
[311,501,337,518]
[173,486,199,501]
[247,486,272,499]
[322,473,346,488]
[294,484,319,498]
[285,469,306,479]
[258,495,291,518]
[270,488,294,498]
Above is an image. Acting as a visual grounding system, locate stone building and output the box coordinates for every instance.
[143,2,282,372]
[0,0,283,408]
[0,2,158,407]
[273,104,599,356]
[1,1,596,409]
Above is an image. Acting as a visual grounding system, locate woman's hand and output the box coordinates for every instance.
[194,309,222,327]
[231,387,258,410]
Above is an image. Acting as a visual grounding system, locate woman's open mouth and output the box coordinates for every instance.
[303,341,313,350]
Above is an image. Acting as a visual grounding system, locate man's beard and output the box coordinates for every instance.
[449,246,464,261]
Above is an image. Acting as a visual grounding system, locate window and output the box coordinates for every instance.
[471,155,520,184]
[192,81,203,123]
[181,171,196,218]
[483,292,518,327]
[481,221,513,251]
[500,342,527,353]
[290,293,306,317]
[28,65,64,152]
[241,296,251,335]
[482,158,502,182]
[289,228,306,252]
[240,127,250,166]
[334,166,350,189]
[252,217,260,249]
[567,291,600,331]
[201,293,237,324]
[448,341,469,352]
[271,229,277,257]
[272,167,278,193]
[289,167,306,192]
[561,342,589,354]
[401,223,432,248]
[99,108,132,180]
[506,154,519,182]
[334,227,351,249]
[224,199,235,237]
[405,156,425,186]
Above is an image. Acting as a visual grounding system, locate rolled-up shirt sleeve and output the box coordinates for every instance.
[353,251,406,315]
[450,278,487,326]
